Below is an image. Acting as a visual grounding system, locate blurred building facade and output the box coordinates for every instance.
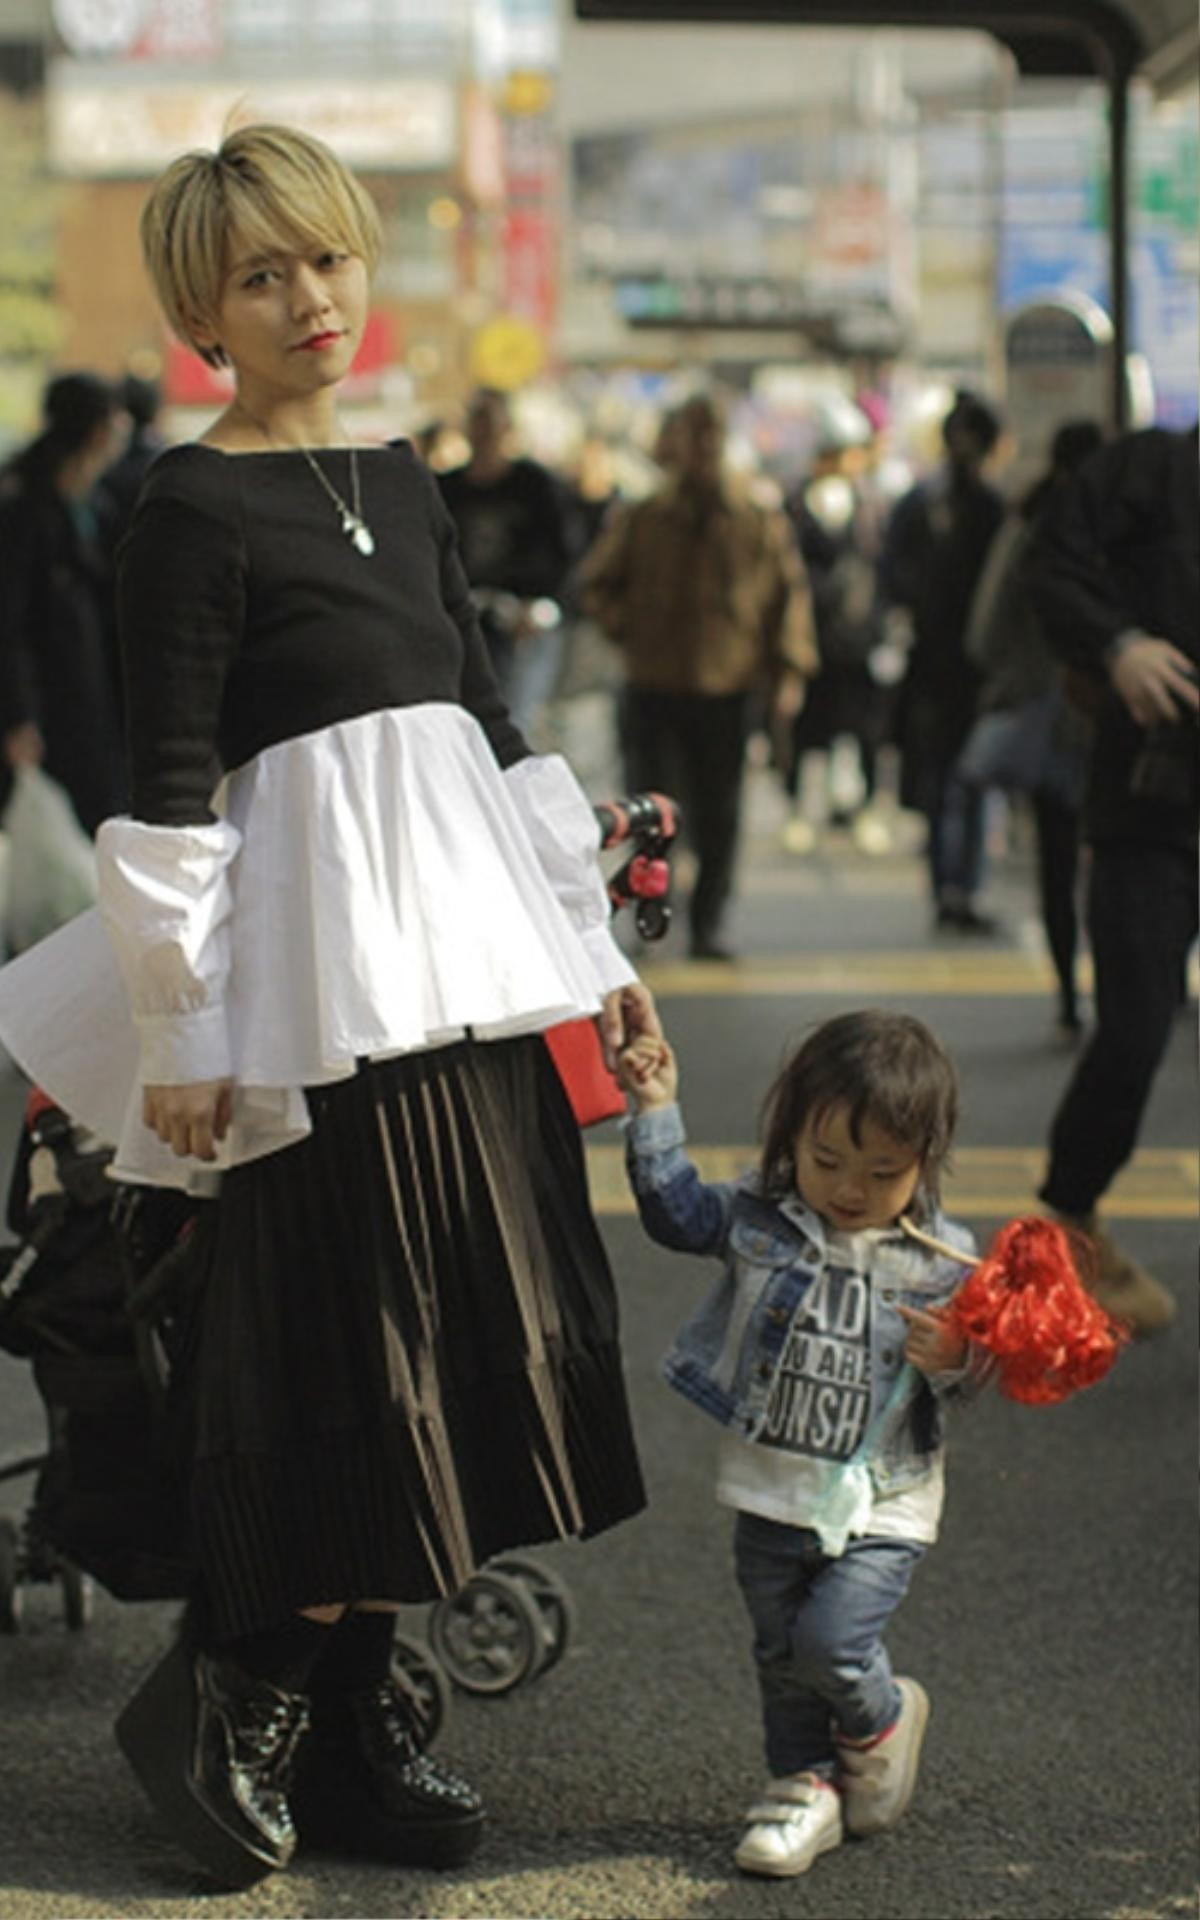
[0,1,1194,454]
[559,18,1197,430]
[0,0,564,440]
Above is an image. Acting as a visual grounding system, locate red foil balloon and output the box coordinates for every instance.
[947,1216,1129,1405]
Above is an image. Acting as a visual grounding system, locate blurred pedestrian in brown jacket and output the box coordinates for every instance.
[582,394,815,959]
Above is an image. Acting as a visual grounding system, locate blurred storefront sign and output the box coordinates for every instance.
[473,0,558,79]
[612,274,906,355]
[131,0,221,61]
[466,6,562,381]
[570,114,915,365]
[502,67,554,117]
[46,68,456,174]
[998,93,1198,428]
[52,0,457,63]
[1002,292,1114,483]
[52,0,151,57]
[503,208,557,337]
[811,183,891,273]
[462,84,507,206]
[52,0,222,61]
[469,312,546,387]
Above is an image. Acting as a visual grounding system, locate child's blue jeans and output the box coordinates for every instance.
[734,1511,926,1778]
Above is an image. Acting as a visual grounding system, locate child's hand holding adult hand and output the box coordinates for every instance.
[599,981,662,1073]
[896,1302,966,1375]
[616,1036,677,1111]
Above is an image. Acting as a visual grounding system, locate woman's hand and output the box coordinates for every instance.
[896,1302,966,1376]
[616,1035,677,1112]
[597,981,662,1073]
[143,1079,234,1161]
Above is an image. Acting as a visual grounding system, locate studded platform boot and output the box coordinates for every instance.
[115,1635,311,1889]
[290,1675,485,1867]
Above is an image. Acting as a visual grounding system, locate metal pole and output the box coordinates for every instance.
[1109,64,1130,429]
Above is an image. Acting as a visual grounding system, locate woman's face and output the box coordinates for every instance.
[793,1104,922,1233]
[195,235,369,408]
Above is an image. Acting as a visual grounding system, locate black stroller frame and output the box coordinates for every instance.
[0,1098,123,1630]
[0,1098,197,1631]
[0,793,679,1739]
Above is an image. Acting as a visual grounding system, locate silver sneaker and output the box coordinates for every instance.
[734,1772,843,1878]
[836,1675,929,1835]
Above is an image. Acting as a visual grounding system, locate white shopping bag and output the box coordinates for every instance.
[1,765,98,954]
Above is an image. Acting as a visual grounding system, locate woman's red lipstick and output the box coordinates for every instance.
[294,330,342,351]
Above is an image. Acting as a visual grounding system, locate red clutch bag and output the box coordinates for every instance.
[543,1018,626,1127]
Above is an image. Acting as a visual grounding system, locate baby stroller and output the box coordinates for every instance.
[0,1089,197,1629]
[0,795,679,1737]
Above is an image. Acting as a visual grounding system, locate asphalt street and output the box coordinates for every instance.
[0,783,1195,1920]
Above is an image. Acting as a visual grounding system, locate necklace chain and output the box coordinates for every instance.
[234,407,375,556]
[295,444,375,556]
[298,442,362,524]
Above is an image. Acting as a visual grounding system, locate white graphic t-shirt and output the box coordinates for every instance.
[716,1227,946,1548]
[758,1260,872,1461]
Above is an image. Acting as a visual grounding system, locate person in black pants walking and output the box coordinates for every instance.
[580,394,815,960]
[880,392,1006,931]
[955,419,1105,1038]
[1031,422,1198,1334]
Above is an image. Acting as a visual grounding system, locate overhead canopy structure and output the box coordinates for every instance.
[574,0,1199,420]
[573,0,1196,83]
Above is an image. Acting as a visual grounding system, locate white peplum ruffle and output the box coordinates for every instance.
[0,704,635,1191]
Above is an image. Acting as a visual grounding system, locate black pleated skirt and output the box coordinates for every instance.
[179,1034,646,1640]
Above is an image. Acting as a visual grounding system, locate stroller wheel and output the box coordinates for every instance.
[486,1556,576,1674]
[389,1631,451,1748]
[0,1519,24,1632]
[60,1563,93,1631]
[428,1570,545,1695]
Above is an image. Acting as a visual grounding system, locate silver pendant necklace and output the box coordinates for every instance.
[234,405,376,556]
[296,443,376,556]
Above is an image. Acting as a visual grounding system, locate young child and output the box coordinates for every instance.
[618,1008,988,1879]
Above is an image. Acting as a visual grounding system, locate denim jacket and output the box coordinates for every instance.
[625,1102,988,1497]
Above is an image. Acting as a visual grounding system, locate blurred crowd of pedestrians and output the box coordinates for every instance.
[0,363,1195,1328]
[0,374,129,837]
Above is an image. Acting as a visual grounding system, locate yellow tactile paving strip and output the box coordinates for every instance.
[636,951,1094,996]
[621,931,1196,1217]
[585,1144,1199,1220]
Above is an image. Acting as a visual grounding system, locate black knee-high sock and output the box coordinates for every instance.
[310,1609,397,1696]
[225,1615,336,1694]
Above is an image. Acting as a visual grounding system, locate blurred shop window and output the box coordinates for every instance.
[311,0,374,41]
[227,0,466,54]
[227,0,292,46]
[373,185,458,302]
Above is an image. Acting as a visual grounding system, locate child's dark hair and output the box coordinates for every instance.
[759,1010,958,1216]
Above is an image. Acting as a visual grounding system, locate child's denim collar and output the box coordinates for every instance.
[775,1190,824,1243]
[774,1188,910,1251]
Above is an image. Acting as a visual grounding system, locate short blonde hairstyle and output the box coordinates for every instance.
[139,122,383,367]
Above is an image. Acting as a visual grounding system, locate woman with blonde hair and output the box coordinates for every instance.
[0,122,656,1889]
